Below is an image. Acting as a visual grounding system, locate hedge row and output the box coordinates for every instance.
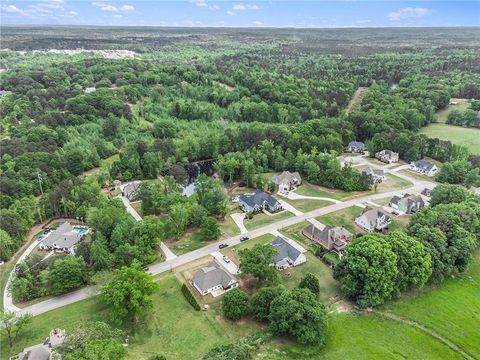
[182,283,201,311]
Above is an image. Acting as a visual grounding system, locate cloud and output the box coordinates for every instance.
[191,0,219,11]
[120,5,134,11]
[1,4,26,15]
[92,2,118,12]
[233,3,260,11]
[252,21,263,26]
[226,10,236,16]
[387,7,431,21]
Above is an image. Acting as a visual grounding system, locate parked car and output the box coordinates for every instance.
[219,243,228,249]
[240,236,249,242]
[222,255,231,263]
[392,210,400,215]
[143,267,150,272]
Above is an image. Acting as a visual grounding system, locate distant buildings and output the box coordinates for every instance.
[192,262,238,296]
[271,236,307,271]
[347,141,365,153]
[181,182,196,197]
[39,222,88,254]
[362,166,385,183]
[272,171,302,193]
[409,160,438,177]
[375,149,399,164]
[390,194,425,214]
[303,224,353,253]
[84,86,96,93]
[239,190,283,214]
[355,207,391,232]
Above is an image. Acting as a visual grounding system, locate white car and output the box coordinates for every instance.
[222,255,231,263]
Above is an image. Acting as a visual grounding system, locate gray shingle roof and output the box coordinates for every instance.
[18,346,51,360]
[348,141,365,149]
[272,171,302,186]
[413,159,435,171]
[363,166,384,177]
[239,190,279,208]
[357,207,391,228]
[41,222,84,250]
[192,262,236,293]
[272,236,302,264]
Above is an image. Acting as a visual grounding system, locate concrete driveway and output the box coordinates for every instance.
[278,199,303,216]
[211,251,240,275]
[230,212,248,234]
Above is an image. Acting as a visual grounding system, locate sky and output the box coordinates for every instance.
[0,1,479,27]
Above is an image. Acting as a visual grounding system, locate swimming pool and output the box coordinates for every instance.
[73,226,89,235]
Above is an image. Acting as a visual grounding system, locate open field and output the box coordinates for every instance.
[316,206,363,234]
[256,312,465,360]
[399,169,437,182]
[280,198,333,212]
[435,99,470,123]
[81,154,119,177]
[218,216,241,238]
[385,250,480,359]
[166,231,214,256]
[244,211,294,231]
[419,124,480,154]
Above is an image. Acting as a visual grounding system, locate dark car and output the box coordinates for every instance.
[240,236,249,242]
[143,267,150,272]
[219,243,228,249]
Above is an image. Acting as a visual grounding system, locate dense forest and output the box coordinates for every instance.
[1,27,479,289]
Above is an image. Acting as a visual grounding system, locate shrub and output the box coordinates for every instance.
[298,273,320,295]
[181,284,201,311]
[222,288,250,320]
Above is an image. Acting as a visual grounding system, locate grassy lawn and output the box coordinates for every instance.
[294,175,412,202]
[244,211,294,231]
[0,273,257,360]
[278,220,316,249]
[220,233,276,264]
[388,215,411,232]
[82,154,119,177]
[316,206,363,235]
[385,250,480,359]
[218,216,241,238]
[166,231,214,256]
[255,312,465,360]
[435,99,470,123]
[280,198,333,213]
[419,123,480,154]
[130,200,143,217]
[399,169,437,182]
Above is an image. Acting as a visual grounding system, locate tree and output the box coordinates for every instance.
[48,256,87,295]
[239,244,278,285]
[269,288,327,345]
[430,184,469,206]
[222,288,250,320]
[334,234,398,307]
[0,229,15,261]
[0,311,32,348]
[298,273,320,296]
[101,262,159,323]
[148,356,167,360]
[195,174,228,218]
[199,216,221,241]
[385,232,432,296]
[251,286,284,321]
[84,338,127,360]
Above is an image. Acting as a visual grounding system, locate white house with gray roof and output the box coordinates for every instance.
[39,222,88,254]
[271,236,307,271]
[355,207,391,232]
[121,181,141,201]
[347,141,365,153]
[362,166,385,183]
[409,160,438,177]
[272,171,302,193]
[192,262,238,296]
[390,193,425,214]
[239,190,283,214]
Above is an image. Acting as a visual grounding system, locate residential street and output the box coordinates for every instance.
[9,170,435,317]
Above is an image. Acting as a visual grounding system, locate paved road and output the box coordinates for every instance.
[10,164,436,317]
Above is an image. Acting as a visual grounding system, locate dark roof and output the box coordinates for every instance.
[413,159,435,171]
[421,188,432,196]
[272,236,302,263]
[348,141,365,149]
[192,262,236,292]
[239,189,279,208]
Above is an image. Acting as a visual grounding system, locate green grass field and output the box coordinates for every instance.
[419,124,480,154]
[166,231,212,255]
[218,216,241,238]
[244,211,294,231]
[280,198,333,212]
[316,206,362,234]
[435,100,470,123]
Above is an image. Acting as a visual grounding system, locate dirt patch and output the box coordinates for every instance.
[330,296,355,313]
[345,87,369,113]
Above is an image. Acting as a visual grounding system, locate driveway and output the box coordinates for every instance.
[230,213,248,234]
[160,242,177,261]
[278,199,303,216]
[13,171,436,317]
[211,251,240,275]
[116,195,142,221]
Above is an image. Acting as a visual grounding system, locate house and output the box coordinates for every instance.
[468,186,480,195]
[39,222,87,254]
[355,207,392,232]
[12,329,65,360]
[84,86,96,93]
[390,194,425,214]
[409,160,438,177]
[347,141,365,153]
[362,166,385,183]
[192,262,238,296]
[421,188,432,197]
[271,236,307,271]
[121,181,141,201]
[272,171,302,193]
[239,189,283,213]
[375,149,399,164]
[302,224,353,253]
